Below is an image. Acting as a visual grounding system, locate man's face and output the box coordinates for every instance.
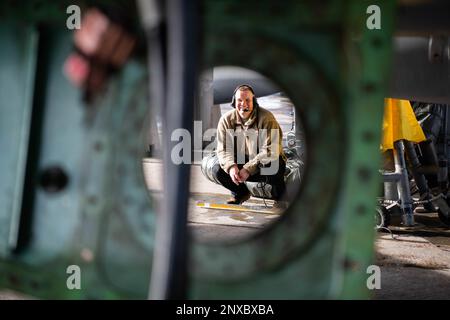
[235,89,254,120]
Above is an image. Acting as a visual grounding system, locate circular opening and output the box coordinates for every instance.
[189,66,307,244]
[141,66,307,244]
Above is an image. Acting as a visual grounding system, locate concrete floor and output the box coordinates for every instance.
[142,159,283,244]
[374,267,450,299]
[373,212,450,299]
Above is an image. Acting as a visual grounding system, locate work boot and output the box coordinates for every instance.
[226,193,251,204]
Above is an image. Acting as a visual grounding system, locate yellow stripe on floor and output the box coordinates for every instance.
[196,201,280,215]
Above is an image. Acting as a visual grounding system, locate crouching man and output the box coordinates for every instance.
[212,84,287,205]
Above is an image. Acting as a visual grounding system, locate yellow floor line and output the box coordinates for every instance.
[196,201,280,215]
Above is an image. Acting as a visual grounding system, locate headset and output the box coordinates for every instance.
[230,84,259,108]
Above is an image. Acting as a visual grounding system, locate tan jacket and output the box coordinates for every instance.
[216,106,286,175]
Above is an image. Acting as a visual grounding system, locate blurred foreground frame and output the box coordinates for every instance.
[1,0,446,299]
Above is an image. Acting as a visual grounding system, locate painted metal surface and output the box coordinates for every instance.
[190,0,395,299]
[0,24,37,255]
[0,24,154,299]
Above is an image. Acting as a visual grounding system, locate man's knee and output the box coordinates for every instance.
[211,162,223,180]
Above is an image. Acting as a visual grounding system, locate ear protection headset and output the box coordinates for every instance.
[230,84,259,108]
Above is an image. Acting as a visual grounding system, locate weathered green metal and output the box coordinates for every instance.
[189,0,395,299]
[0,1,395,299]
[0,0,132,24]
[0,24,38,256]
[0,22,154,299]
[335,1,396,298]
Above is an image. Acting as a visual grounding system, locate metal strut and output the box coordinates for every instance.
[144,0,199,300]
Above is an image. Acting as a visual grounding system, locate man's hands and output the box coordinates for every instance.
[239,168,250,182]
[229,165,240,185]
[229,165,250,185]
